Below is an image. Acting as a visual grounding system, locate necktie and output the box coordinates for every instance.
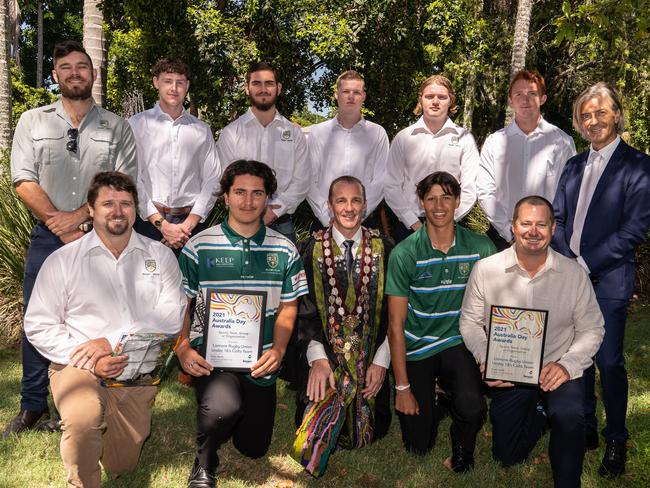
[570,152,603,256]
[343,240,355,273]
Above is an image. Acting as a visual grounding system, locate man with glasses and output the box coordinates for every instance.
[6,40,137,438]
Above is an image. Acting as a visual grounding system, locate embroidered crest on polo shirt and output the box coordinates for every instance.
[99,119,109,129]
[144,259,157,272]
[449,135,460,146]
[459,262,470,277]
[267,253,278,268]
[281,129,293,141]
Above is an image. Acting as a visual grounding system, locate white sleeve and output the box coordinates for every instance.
[478,134,511,240]
[384,134,420,227]
[365,127,389,216]
[24,254,77,364]
[306,129,330,226]
[306,339,329,366]
[455,132,479,221]
[216,125,238,168]
[271,128,311,216]
[128,116,157,220]
[459,263,489,364]
[192,130,222,221]
[371,336,391,368]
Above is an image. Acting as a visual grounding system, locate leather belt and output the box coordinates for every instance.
[154,203,193,216]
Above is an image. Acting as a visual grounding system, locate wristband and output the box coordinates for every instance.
[395,383,410,392]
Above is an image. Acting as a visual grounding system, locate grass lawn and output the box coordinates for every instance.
[1,305,649,488]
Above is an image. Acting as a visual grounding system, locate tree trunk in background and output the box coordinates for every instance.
[83,0,106,106]
[36,2,42,88]
[0,0,12,150]
[505,0,533,124]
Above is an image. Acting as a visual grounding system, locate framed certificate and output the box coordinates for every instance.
[484,305,548,386]
[202,289,267,372]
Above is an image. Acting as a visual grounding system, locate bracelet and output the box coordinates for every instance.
[395,383,410,392]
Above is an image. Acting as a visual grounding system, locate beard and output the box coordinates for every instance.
[59,77,94,101]
[249,92,278,111]
[106,219,130,236]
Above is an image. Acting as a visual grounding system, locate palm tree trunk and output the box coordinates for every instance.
[83,0,106,106]
[0,0,13,150]
[36,2,43,88]
[506,0,533,124]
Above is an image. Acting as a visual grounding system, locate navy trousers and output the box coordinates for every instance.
[21,224,63,411]
[584,297,629,443]
[490,378,586,488]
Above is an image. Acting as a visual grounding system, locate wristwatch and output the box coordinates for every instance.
[153,217,164,229]
[78,221,93,233]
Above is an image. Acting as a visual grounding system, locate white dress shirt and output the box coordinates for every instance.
[129,103,222,221]
[384,117,479,227]
[459,246,604,380]
[478,117,576,240]
[570,136,621,270]
[306,225,391,368]
[24,230,187,365]
[216,108,310,217]
[307,117,388,225]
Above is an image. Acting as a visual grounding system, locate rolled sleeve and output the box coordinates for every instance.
[10,112,40,184]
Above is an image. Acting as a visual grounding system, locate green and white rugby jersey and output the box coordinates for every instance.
[179,219,308,385]
[385,224,495,361]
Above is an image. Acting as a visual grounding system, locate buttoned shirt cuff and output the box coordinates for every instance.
[556,358,581,381]
[306,340,328,366]
[189,202,209,221]
[403,210,420,229]
[145,201,158,220]
[371,337,391,369]
[576,256,590,274]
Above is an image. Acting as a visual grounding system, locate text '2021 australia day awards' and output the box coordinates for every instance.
[484,305,548,386]
[202,289,267,372]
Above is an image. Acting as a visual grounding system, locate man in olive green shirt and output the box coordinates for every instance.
[4,40,137,438]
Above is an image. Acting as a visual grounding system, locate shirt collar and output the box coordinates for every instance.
[411,116,459,136]
[54,98,98,127]
[331,225,362,249]
[505,116,548,137]
[416,223,457,252]
[504,245,559,275]
[333,115,366,131]
[588,135,620,165]
[152,102,189,123]
[82,229,147,259]
[242,107,284,127]
[221,217,266,246]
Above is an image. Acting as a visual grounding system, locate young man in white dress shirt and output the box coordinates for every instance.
[130,58,222,254]
[24,171,187,487]
[307,70,388,229]
[217,62,309,242]
[384,75,480,242]
[478,70,576,250]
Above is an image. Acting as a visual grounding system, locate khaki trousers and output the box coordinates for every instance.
[49,364,157,488]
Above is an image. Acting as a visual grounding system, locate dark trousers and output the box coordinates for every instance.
[490,378,586,488]
[21,224,64,411]
[133,216,209,257]
[584,297,629,443]
[485,224,511,252]
[269,215,296,244]
[194,372,277,470]
[397,344,486,455]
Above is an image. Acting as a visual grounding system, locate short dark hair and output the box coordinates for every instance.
[87,171,139,208]
[416,172,461,200]
[53,40,93,69]
[152,58,191,79]
[328,175,366,203]
[246,61,278,83]
[512,195,555,224]
[219,160,277,197]
[509,70,546,97]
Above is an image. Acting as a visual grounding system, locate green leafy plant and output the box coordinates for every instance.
[0,151,33,346]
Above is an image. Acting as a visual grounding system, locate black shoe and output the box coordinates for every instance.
[2,409,47,439]
[586,428,599,451]
[35,418,62,433]
[451,443,475,473]
[187,459,216,488]
[598,440,626,478]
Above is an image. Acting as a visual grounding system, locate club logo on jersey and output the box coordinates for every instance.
[267,253,279,268]
[281,129,292,141]
[144,259,157,272]
[459,262,470,277]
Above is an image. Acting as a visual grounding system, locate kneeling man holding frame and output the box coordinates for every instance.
[459,195,604,488]
[175,160,308,488]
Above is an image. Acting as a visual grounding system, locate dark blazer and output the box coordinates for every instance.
[552,140,650,300]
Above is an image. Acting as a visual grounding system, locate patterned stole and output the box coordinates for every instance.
[292,229,385,477]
